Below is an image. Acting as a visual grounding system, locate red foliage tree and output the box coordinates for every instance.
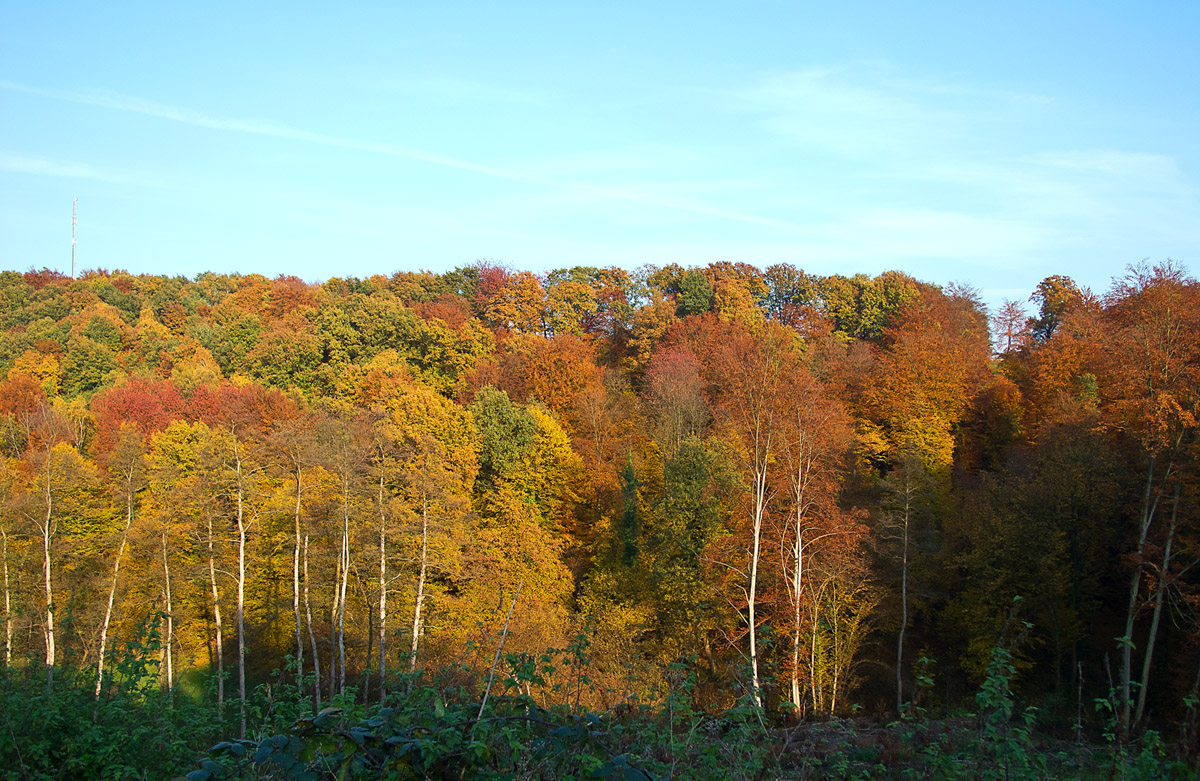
[190,382,301,437]
[495,334,603,423]
[0,374,45,418]
[89,377,186,453]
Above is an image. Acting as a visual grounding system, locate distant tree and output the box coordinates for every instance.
[644,347,710,458]
[992,298,1030,355]
[1029,275,1086,342]
[676,271,714,318]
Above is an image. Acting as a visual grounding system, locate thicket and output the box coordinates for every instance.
[0,622,1193,778]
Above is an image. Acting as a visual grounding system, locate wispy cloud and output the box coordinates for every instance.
[722,63,1199,271]
[892,149,1200,246]
[726,64,1054,157]
[1031,150,1196,195]
[0,81,814,233]
[0,150,156,185]
[729,65,959,156]
[854,208,1056,263]
[335,73,544,107]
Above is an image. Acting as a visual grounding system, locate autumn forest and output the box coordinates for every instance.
[0,261,1197,778]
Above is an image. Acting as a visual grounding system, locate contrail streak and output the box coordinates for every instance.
[1,81,812,233]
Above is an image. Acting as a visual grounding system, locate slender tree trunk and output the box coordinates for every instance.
[378,461,387,703]
[293,465,304,694]
[363,602,374,704]
[207,515,225,716]
[162,526,174,696]
[303,535,321,713]
[478,583,522,721]
[897,473,911,715]
[410,496,428,674]
[2,528,11,667]
[43,525,54,671]
[337,476,350,697]
[1135,480,1181,726]
[830,594,842,715]
[42,455,55,684]
[329,543,341,701]
[748,459,768,708]
[785,431,824,714]
[809,599,820,712]
[234,442,247,739]
[1121,455,1167,733]
[720,336,782,711]
[790,532,804,710]
[96,482,134,698]
[786,428,811,713]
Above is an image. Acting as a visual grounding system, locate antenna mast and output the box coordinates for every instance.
[71,198,77,279]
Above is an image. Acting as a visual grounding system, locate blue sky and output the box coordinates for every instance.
[2,1,1197,311]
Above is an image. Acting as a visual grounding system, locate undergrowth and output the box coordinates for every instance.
[0,620,1195,779]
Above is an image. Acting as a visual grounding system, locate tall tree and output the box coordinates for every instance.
[774,364,855,712]
[0,460,13,667]
[702,319,794,706]
[268,417,316,698]
[1102,262,1200,732]
[315,413,371,701]
[94,424,146,698]
[869,285,991,473]
[18,406,72,683]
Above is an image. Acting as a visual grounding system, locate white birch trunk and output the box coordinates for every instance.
[329,541,341,701]
[810,599,821,712]
[207,515,225,713]
[234,441,247,739]
[785,420,816,713]
[42,454,54,683]
[337,475,349,697]
[790,532,804,710]
[96,479,134,699]
[378,460,387,703]
[293,465,304,694]
[162,526,174,695]
[409,496,428,674]
[2,527,11,667]
[303,534,321,712]
[747,418,771,709]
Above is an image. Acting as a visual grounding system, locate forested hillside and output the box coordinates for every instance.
[0,261,1196,777]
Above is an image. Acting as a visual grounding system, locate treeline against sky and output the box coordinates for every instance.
[0,260,1196,738]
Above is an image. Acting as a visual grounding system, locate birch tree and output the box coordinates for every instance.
[95,425,145,698]
[269,419,315,697]
[316,413,371,699]
[0,459,14,667]
[20,408,71,684]
[703,320,793,707]
[775,366,853,712]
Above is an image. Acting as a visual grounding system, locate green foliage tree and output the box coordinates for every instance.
[675,271,714,317]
